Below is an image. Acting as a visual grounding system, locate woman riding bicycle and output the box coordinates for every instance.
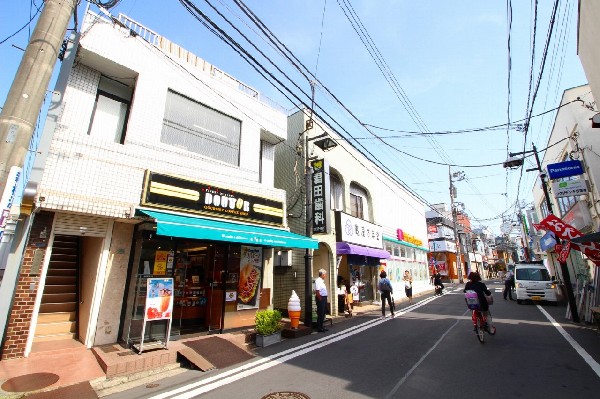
[464,271,492,331]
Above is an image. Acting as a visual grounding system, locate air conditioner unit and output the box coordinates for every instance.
[275,250,292,267]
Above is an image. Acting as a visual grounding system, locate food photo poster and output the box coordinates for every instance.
[237,246,262,310]
[145,278,174,320]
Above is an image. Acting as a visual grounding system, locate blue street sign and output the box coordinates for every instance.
[539,231,557,252]
[547,160,583,180]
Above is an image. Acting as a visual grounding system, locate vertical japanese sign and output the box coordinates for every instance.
[144,278,173,320]
[311,158,331,235]
[0,166,21,241]
[237,245,263,310]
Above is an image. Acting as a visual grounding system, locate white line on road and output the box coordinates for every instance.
[146,295,444,399]
[537,305,600,379]
[384,310,468,399]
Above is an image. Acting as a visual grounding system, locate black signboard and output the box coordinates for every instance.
[141,171,284,226]
[311,159,331,234]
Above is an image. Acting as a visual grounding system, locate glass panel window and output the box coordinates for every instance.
[350,183,369,221]
[350,193,363,219]
[330,174,343,211]
[161,90,241,165]
[88,76,132,143]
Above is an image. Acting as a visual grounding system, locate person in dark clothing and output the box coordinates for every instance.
[464,271,492,330]
[433,270,444,295]
[378,271,395,318]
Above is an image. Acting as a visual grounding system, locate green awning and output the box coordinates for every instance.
[137,209,318,249]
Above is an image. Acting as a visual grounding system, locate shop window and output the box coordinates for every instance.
[161,90,241,165]
[385,243,392,254]
[87,75,132,144]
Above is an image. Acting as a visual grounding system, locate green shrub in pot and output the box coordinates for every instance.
[255,309,283,336]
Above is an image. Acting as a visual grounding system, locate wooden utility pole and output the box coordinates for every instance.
[0,0,76,196]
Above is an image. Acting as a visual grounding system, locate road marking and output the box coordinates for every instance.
[537,305,600,379]
[146,295,443,399]
[384,310,468,398]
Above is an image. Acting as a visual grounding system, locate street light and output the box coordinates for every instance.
[503,144,579,323]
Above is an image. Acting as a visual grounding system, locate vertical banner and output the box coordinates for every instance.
[311,159,331,234]
[0,166,21,241]
[144,278,174,320]
[237,245,263,309]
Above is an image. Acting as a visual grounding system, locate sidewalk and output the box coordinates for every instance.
[0,283,445,398]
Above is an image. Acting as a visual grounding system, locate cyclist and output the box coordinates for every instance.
[464,271,492,331]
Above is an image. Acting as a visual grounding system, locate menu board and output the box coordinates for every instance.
[237,246,262,310]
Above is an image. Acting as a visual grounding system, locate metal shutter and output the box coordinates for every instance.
[53,213,109,237]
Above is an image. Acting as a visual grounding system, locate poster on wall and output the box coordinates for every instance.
[237,245,263,310]
[436,261,448,276]
[153,251,169,275]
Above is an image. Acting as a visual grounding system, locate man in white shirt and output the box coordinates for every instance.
[315,269,329,332]
[503,269,514,300]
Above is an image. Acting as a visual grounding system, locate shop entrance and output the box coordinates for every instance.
[122,229,235,346]
[172,244,224,334]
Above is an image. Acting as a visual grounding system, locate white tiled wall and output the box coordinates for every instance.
[38,12,288,221]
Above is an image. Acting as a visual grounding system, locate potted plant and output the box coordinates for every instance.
[255,309,283,347]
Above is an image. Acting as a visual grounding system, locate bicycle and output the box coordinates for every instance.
[472,309,496,343]
[465,290,496,343]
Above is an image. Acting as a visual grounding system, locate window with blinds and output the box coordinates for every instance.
[161,90,241,165]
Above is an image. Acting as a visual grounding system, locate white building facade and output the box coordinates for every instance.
[531,85,600,322]
[274,110,428,319]
[1,11,316,359]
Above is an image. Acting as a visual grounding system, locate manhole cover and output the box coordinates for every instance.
[261,393,311,399]
[1,372,60,392]
[146,383,160,388]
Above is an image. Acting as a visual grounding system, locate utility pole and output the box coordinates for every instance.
[0,0,76,196]
[449,166,463,283]
[303,82,316,328]
[506,143,579,323]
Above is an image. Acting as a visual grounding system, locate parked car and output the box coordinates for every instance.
[514,262,558,305]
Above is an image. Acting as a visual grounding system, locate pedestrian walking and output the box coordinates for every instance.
[433,269,444,295]
[378,271,395,318]
[403,270,413,304]
[503,269,514,300]
[315,269,329,332]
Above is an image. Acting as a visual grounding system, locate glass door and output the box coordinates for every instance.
[206,245,226,332]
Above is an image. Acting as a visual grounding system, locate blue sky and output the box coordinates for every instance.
[0,0,588,235]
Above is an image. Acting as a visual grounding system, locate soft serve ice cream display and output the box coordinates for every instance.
[287,290,301,329]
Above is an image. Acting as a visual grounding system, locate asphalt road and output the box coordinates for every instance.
[106,281,600,399]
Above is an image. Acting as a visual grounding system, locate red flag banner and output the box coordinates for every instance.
[535,214,600,265]
[558,241,571,263]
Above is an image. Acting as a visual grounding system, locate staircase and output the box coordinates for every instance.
[34,235,79,343]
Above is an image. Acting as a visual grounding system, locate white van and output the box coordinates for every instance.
[514,262,558,304]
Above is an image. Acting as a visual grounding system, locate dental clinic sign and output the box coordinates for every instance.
[311,159,331,234]
[547,160,583,180]
[551,179,588,198]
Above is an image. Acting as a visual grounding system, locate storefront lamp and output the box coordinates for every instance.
[308,133,338,152]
